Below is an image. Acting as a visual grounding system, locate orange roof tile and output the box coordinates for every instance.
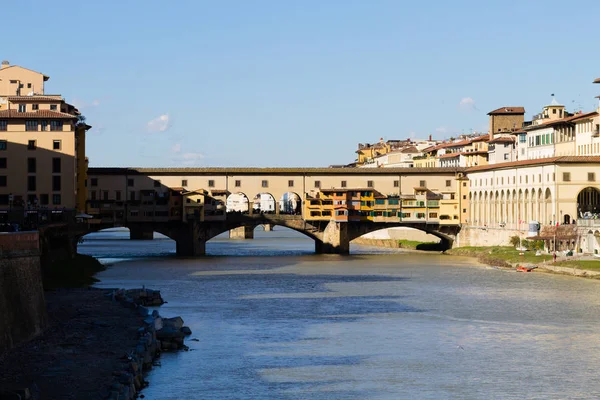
[0,109,77,119]
[488,136,515,144]
[7,96,62,102]
[487,107,525,115]
[438,153,460,159]
[466,156,600,172]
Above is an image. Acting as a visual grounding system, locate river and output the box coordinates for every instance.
[80,227,600,399]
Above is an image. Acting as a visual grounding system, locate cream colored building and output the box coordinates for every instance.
[0,61,89,212]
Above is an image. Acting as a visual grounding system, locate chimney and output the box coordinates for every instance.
[1,60,9,69]
[429,134,432,141]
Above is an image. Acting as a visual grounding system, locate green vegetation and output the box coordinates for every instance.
[43,254,106,289]
[447,246,549,267]
[509,236,544,251]
[554,260,600,271]
[397,239,445,251]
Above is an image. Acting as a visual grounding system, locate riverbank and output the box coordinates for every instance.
[0,288,144,399]
[446,246,600,278]
[356,238,600,279]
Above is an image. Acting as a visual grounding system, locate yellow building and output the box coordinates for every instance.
[0,61,90,217]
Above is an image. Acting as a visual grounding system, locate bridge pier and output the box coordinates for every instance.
[175,222,206,256]
[263,224,273,232]
[314,221,350,254]
[129,226,154,240]
[229,226,254,240]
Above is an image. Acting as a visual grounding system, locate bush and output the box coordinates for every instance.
[509,236,521,248]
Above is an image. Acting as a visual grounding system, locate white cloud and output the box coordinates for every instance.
[171,143,181,153]
[458,97,477,111]
[180,152,205,166]
[71,98,101,110]
[147,114,171,133]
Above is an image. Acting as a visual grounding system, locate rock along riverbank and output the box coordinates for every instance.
[0,288,191,400]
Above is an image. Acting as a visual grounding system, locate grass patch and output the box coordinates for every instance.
[447,246,551,267]
[555,260,600,271]
[397,240,445,251]
[43,253,106,289]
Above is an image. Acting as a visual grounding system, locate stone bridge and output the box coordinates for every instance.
[81,214,460,256]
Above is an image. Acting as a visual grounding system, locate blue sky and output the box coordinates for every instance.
[3,0,600,167]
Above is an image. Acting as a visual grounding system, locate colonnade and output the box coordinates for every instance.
[469,187,554,229]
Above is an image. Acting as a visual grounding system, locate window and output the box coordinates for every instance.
[27,83,32,89]
[341,180,347,188]
[463,208,467,213]
[116,191,122,201]
[127,179,134,187]
[0,176,6,187]
[181,179,188,187]
[450,193,455,200]
[314,180,321,188]
[53,140,61,150]
[27,176,36,191]
[9,80,16,84]
[27,158,36,173]
[519,134,526,143]
[393,180,399,187]
[154,180,161,187]
[18,104,26,112]
[129,191,136,201]
[0,158,5,168]
[504,154,509,160]
[50,104,57,111]
[103,191,109,200]
[553,173,555,182]
[367,180,373,188]
[419,180,426,187]
[288,180,294,187]
[0,121,6,131]
[429,213,438,218]
[28,140,36,150]
[32,104,39,110]
[208,180,214,187]
[563,172,570,182]
[463,195,467,200]
[552,108,556,114]
[235,180,241,187]
[525,176,528,184]
[52,158,61,173]
[40,194,49,205]
[41,120,48,131]
[50,120,63,131]
[261,180,268,188]
[52,176,61,191]
[52,194,61,205]
[445,180,451,187]
[589,173,595,182]
[463,182,467,187]
[90,191,97,200]
[91,178,98,187]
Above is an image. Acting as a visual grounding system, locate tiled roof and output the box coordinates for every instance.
[487,106,525,115]
[438,153,460,159]
[89,167,466,176]
[467,156,600,172]
[7,96,62,102]
[400,146,419,153]
[488,136,515,144]
[462,150,488,156]
[568,111,598,122]
[0,109,77,119]
[471,134,490,142]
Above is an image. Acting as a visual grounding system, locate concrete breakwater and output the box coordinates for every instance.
[104,288,192,400]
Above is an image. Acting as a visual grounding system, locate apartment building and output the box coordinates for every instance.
[0,61,90,215]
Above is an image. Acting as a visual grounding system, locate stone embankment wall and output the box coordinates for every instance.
[0,232,47,353]
[455,226,525,247]
[361,227,440,242]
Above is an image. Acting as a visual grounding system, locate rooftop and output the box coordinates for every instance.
[467,156,600,173]
[487,106,525,116]
[0,109,77,119]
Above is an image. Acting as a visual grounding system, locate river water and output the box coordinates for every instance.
[81,228,600,399]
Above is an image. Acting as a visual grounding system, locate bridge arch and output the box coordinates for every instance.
[226,192,250,213]
[252,192,276,214]
[346,222,458,250]
[279,192,302,215]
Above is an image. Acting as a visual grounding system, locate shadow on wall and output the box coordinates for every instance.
[0,139,79,229]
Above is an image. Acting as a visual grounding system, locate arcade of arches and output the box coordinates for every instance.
[469,188,555,227]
